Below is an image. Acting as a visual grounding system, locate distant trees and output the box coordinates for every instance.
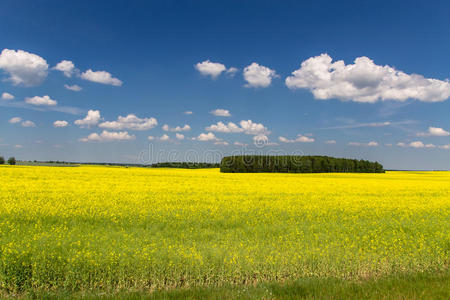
[0,156,16,165]
[220,156,384,173]
[151,162,220,169]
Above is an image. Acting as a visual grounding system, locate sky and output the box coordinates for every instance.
[1,0,450,169]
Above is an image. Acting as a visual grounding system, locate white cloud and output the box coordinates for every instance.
[64,84,82,92]
[195,60,227,78]
[210,108,231,117]
[9,117,22,124]
[54,60,76,77]
[206,121,243,133]
[234,141,247,146]
[162,124,191,132]
[439,144,450,150]
[240,120,270,135]
[243,62,277,88]
[278,135,315,143]
[99,114,157,131]
[159,134,170,141]
[21,120,36,127]
[206,120,270,135]
[2,92,14,100]
[417,126,450,137]
[81,69,122,86]
[286,53,450,103]
[148,136,155,140]
[0,49,49,86]
[409,141,425,148]
[253,135,277,146]
[53,120,68,127]
[214,141,229,146]
[398,140,439,149]
[325,140,336,144]
[75,110,101,128]
[14,144,23,149]
[348,141,378,147]
[184,110,193,115]
[175,133,185,140]
[25,95,57,106]
[226,67,238,77]
[79,130,135,142]
[195,132,219,141]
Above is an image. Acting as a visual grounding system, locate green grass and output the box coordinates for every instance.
[17,271,450,299]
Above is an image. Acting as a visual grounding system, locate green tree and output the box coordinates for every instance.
[7,157,16,165]
[0,156,5,164]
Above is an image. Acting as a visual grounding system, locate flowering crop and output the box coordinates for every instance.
[0,165,448,293]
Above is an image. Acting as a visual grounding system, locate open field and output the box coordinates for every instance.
[0,165,448,298]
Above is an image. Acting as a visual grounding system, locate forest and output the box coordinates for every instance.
[220,155,384,173]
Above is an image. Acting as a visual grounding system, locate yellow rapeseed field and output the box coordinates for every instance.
[0,165,448,293]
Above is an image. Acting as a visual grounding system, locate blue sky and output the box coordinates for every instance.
[1,0,449,169]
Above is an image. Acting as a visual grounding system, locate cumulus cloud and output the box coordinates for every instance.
[21,120,36,127]
[75,110,101,128]
[184,110,193,115]
[175,133,185,140]
[439,144,450,149]
[206,120,270,135]
[162,124,191,132]
[195,132,219,141]
[206,121,243,133]
[53,60,77,77]
[195,60,227,78]
[159,134,170,141]
[1,92,14,100]
[210,108,231,117]
[417,126,450,137]
[0,49,49,86]
[53,120,68,127]
[243,62,277,88]
[285,53,450,103]
[348,141,378,147]
[99,114,157,131]
[325,140,336,144]
[79,130,135,142]
[240,120,270,135]
[25,95,57,106]
[398,141,436,149]
[253,135,277,146]
[64,84,82,92]
[214,141,229,146]
[14,144,23,149]
[409,141,425,148]
[9,117,22,124]
[81,69,122,86]
[278,135,315,143]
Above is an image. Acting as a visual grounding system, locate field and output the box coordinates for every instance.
[0,165,448,298]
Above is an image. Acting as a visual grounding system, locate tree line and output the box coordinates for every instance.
[0,156,16,165]
[151,162,220,169]
[220,155,384,173]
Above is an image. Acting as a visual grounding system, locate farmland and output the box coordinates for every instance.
[0,165,448,298]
